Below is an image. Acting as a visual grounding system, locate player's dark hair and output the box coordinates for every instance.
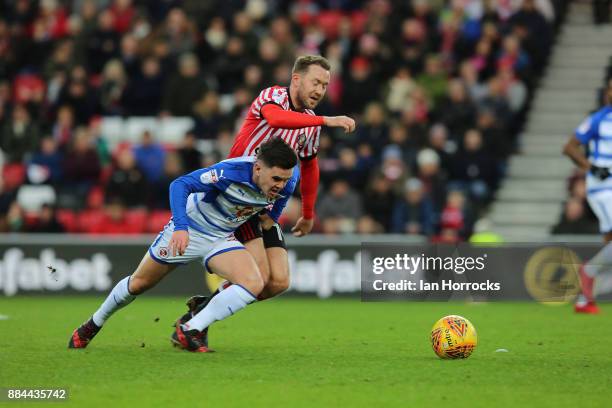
[257,138,298,169]
[292,55,331,74]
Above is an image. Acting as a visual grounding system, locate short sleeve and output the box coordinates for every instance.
[575,114,596,144]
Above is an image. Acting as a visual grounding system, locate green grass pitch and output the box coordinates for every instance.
[1,296,610,407]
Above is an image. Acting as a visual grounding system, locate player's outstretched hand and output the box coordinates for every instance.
[169,230,189,256]
[291,217,314,237]
[323,116,356,133]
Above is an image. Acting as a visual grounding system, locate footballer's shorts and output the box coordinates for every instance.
[149,220,245,272]
[587,189,612,233]
[234,215,287,249]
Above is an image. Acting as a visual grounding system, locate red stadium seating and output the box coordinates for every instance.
[77,209,106,234]
[148,210,171,233]
[56,209,78,233]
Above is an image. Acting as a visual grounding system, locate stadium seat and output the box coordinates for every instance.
[148,210,171,233]
[86,185,105,209]
[2,163,26,191]
[77,209,106,233]
[16,185,57,212]
[56,209,78,232]
[124,209,148,233]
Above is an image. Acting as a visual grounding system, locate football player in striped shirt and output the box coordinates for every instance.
[176,56,355,322]
[563,80,612,314]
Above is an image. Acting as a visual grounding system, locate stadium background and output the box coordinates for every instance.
[0,0,586,239]
[2,1,612,407]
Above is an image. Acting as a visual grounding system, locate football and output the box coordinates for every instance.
[430,315,478,359]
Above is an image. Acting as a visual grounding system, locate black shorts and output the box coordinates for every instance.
[234,215,287,249]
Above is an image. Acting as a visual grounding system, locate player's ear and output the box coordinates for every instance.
[291,72,301,85]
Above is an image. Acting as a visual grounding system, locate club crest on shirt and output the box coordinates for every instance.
[235,205,257,219]
[158,247,169,258]
[297,133,306,149]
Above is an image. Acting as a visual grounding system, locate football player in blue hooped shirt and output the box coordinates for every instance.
[68,138,299,352]
[563,80,612,314]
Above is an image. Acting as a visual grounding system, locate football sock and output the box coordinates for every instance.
[594,265,612,298]
[184,284,256,332]
[584,243,612,277]
[92,276,136,327]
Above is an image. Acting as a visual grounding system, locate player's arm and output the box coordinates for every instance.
[291,156,319,237]
[563,113,609,179]
[562,134,590,171]
[167,165,224,255]
[261,104,356,133]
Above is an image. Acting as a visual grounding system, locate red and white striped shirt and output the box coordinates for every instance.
[229,86,323,160]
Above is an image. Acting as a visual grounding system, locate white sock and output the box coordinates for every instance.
[585,243,612,277]
[184,284,256,332]
[92,276,136,327]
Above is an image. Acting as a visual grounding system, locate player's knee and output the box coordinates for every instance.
[268,275,290,296]
[128,275,153,295]
[238,272,265,296]
[255,257,271,286]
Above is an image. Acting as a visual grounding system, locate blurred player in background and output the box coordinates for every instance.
[175,56,355,323]
[69,139,299,352]
[563,81,612,314]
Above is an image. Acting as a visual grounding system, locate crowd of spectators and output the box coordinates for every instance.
[0,0,566,239]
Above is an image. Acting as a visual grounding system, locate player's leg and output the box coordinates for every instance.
[258,224,290,300]
[576,191,612,313]
[175,247,261,352]
[175,218,270,325]
[69,253,176,348]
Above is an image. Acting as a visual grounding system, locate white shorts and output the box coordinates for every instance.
[148,220,245,272]
[586,189,612,233]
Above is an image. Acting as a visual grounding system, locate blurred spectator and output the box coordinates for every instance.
[152,152,184,209]
[177,131,203,173]
[435,79,476,139]
[438,189,471,240]
[62,127,101,188]
[106,149,147,208]
[417,55,448,109]
[342,57,379,116]
[4,201,26,232]
[100,59,127,115]
[162,53,208,116]
[56,66,98,124]
[28,136,63,184]
[417,148,447,213]
[392,178,435,235]
[363,175,395,231]
[317,179,363,234]
[385,67,417,115]
[380,145,409,188]
[356,215,385,234]
[122,57,164,116]
[87,9,120,74]
[427,123,455,173]
[354,102,389,153]
[133,130,166,182]
[28,203,65,233]
[552,198,599,235]
[0,104,40,163]
[193,90,223,139]
[51,105,75,147]
[450,129,498,203]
